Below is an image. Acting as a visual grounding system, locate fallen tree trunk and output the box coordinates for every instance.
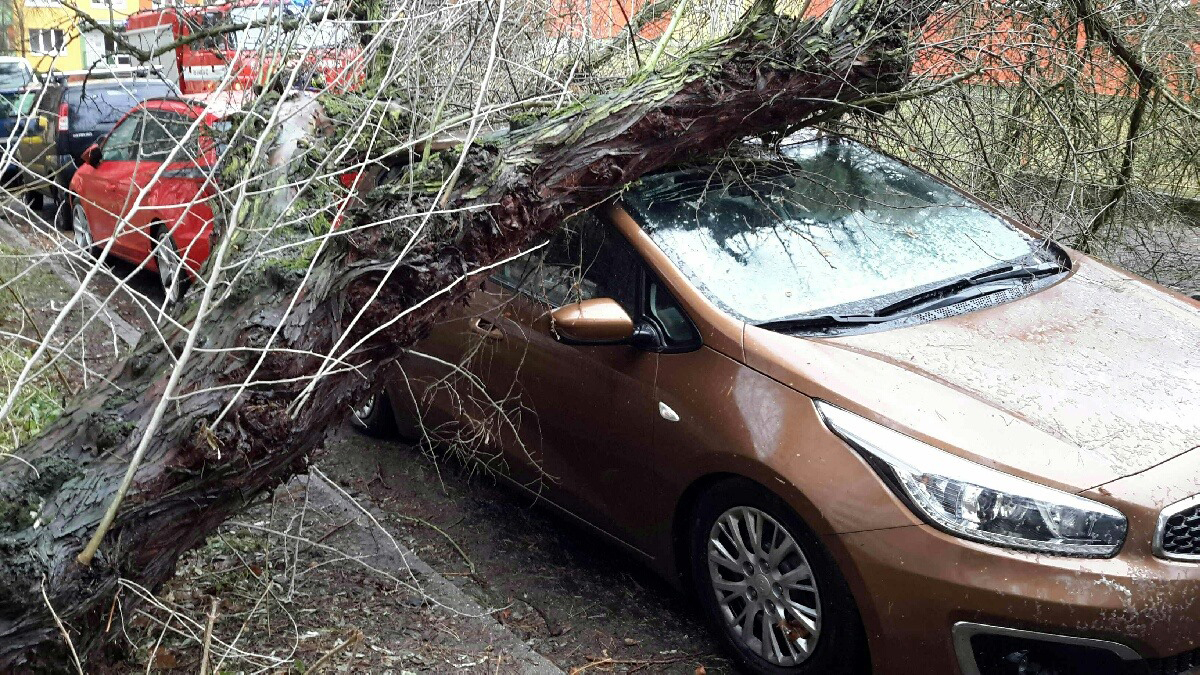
[0,0,939,667]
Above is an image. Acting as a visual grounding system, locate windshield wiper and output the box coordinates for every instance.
[757,261,1067,334]
[872,260,1066,317]
[969,260,1066,284]
[756,314,891,331]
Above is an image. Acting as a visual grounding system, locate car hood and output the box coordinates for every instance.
[744,255,1200,492]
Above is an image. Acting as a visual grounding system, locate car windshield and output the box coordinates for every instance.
[0,62,32,90]
[0,91,36,118]
[622,138,1053,324]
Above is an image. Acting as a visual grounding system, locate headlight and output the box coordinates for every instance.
[815,401,1126,557]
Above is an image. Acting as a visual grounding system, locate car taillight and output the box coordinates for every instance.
[57,103,69,132]
[337,171,361,190]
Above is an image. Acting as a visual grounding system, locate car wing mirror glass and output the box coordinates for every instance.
[550,298,635,345]
[81,144,102,167]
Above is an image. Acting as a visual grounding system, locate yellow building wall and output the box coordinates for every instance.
[20,0,153,73]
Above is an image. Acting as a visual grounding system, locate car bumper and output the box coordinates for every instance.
[835,523,1200,674]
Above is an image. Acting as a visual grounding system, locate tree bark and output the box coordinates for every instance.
[0,0,939,667]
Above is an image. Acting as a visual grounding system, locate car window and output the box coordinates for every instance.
[102,113,141,161]
[0,61,33,90]
[68,82,174,130]
[495,212,640,314]
[140,110,201,161]
[647,278,698,346]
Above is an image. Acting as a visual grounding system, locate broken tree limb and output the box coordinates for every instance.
[0,0,941,668]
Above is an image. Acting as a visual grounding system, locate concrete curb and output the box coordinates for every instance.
[302,471,566,674]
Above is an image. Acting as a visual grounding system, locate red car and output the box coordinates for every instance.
[68,93,241,302]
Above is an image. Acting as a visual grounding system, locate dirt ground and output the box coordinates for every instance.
[317,429,730,673]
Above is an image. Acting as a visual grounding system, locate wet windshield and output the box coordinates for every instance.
[0,61,33,90]
[623,138,1053,324]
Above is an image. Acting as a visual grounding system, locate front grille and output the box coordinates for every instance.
[1157,495,1200,560]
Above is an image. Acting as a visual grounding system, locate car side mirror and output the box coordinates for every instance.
[550,298,634,345]
[81,144,102,168]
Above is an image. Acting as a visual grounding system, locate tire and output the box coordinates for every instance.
[72,200,97,258]
[52,189,72,231]
[154,226,189,305]
[688,478,869,675]
[354,390,399,438]
[23,188,43,212]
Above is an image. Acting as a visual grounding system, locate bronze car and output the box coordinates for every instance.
[358,136,1200,675]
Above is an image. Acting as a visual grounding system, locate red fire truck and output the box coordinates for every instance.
[125,1,360,95]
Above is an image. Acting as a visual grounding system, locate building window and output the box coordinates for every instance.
[29,28,66,55]
[104,31,133,66]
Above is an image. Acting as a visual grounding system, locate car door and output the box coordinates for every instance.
[18,85,58,184]
[81,111,143,257]
[121,107,201,263]
[470,215,681,541]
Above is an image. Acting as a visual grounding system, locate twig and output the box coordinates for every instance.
[40,576,83,675]
[199,597,219,675]
[308,629,362,674]
[570,651,709,674]
[641,0,690,74]
[105,589,119,633]
[315,516,357,544]
[395,513,476,575]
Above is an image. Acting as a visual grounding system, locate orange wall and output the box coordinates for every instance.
[550,0,667,39]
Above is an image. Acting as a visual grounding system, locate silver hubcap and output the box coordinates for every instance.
[708,506,821,666]
[73,205,92,250]
[156,233,182,302]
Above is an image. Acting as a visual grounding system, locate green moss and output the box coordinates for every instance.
[507,110,546,131]
[0,455,80,531]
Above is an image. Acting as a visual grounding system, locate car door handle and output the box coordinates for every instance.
[469,317,505,342]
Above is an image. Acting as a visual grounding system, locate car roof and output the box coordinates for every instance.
[181,90,251,118]
[136,91,249,123]
[64,78,174,92]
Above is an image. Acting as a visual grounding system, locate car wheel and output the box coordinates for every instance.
[72,201,96,257]
[354,390,398,438]
[52,191,72,231]
[689,478,869,675]
[23,188,43,212]
[154,227,189,305]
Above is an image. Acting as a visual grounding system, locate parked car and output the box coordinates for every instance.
[14,70,176,227]
[0,57,43,198]
[69,90,319,301]
[360,137,1200,675]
